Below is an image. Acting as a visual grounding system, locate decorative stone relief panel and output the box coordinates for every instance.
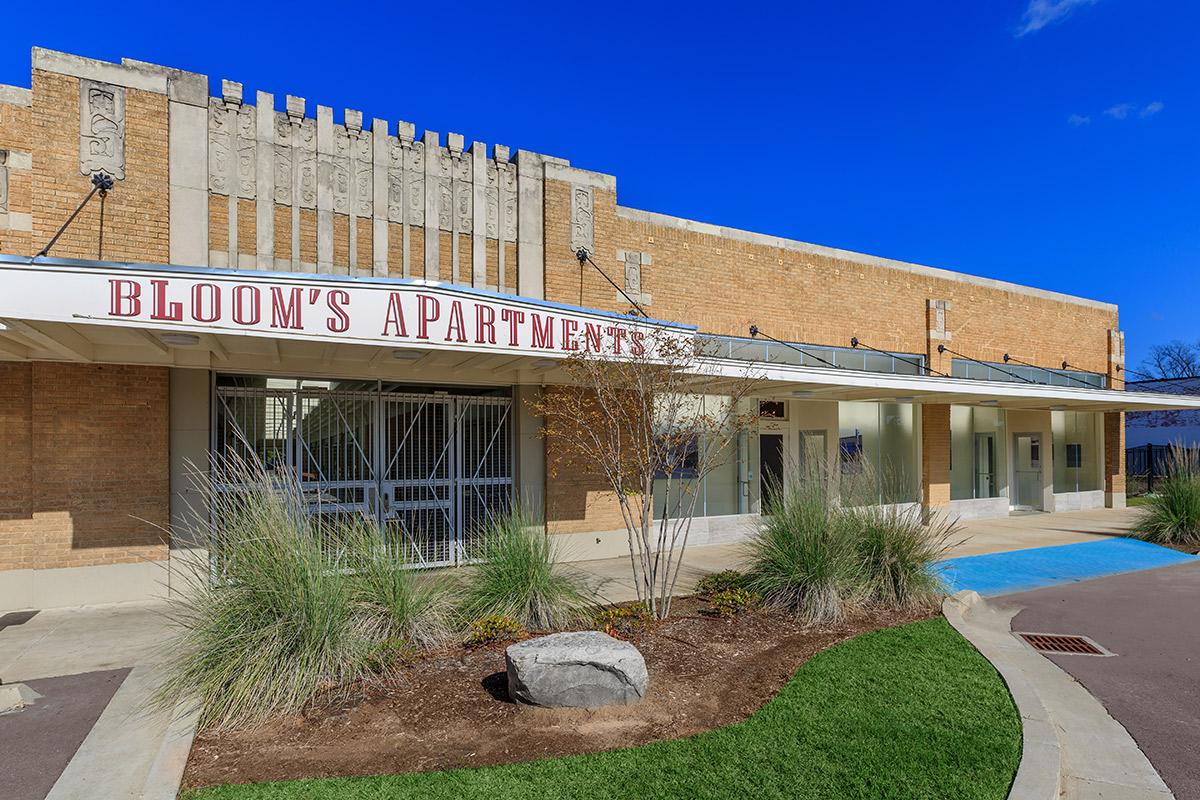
[272,113,292,205]
[436,149,453,230]
[235,105,256,199]
[570,184,595,254]
[453,155,472,233]
[386,138,426,225]
[295,118,317,208]
[79,79,125,179]
[615,250,653,306]
[0,151,8,212]
[485,161,518,241]
[207,99,233,194]
[352,133,372,217]
[332,127,351,214]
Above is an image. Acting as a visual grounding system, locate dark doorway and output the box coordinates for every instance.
[760,433,785,512]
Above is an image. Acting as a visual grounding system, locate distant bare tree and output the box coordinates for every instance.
[1141,340,1200,379]
[530,329,758,619]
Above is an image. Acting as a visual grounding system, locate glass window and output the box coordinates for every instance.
[950,406,1008,500]
[838,401,917,503]
[1052,410,1102,492]
[652,395,747,520]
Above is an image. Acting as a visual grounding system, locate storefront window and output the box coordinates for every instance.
[1052,410,1102,492]
[950,406,1008,501]
[838,401,917,503]
[652,395,745,520]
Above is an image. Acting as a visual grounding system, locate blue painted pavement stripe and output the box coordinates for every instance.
[936,537,1199,596]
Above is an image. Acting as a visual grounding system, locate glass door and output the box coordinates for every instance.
[759,433,785,512]
[973,432,996,498]
[798,430,828,487]
[1013,433,1043,510]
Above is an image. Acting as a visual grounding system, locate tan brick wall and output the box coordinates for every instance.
[543,179,1119,377]
[0,362,170,571]
[541,386,631,535]
[1104,411,1126,497]
[0,98,33,256]
[921,404,951,507]
[29,70,168,264]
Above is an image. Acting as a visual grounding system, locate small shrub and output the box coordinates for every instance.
[460,506,595,630]
[362,638,417,675]
[708,587,758,618]
[695,570,747,598]
[1139,447,1200,546]
[594,603,655,638]
[466,614,526,646]
[851,504,956,610]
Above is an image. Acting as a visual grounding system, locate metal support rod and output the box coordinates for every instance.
[851,336,950,378]
[749,325,844,370]
[938,344,1036,384]
[34,172,114,260]
[1002,353,1098,388]
[575,248,648,317]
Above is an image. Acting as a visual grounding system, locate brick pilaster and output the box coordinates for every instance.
[921,403,952,509]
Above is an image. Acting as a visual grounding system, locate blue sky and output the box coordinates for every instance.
[4,0,1196,371]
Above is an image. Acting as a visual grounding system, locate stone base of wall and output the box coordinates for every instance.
[946,496,1011,521]
[1105,491,1127,510]
[553,514,759,563]
[1050,490,1106,513]
[0,547,206,612]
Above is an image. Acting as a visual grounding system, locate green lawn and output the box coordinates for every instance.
[1127,495,1153,507]
[187,619,1020,800]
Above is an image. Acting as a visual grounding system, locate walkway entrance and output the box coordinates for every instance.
[212,376,514,566]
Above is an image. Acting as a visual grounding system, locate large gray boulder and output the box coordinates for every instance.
[505,631,648,708]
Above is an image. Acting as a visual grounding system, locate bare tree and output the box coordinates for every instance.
[530,329,758,619]
[1141,340,1200,379]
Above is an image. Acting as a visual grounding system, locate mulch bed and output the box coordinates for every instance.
[183,599,934,789]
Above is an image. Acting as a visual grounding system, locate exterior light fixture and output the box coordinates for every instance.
[392,349,423,361]
[532,358,558,369]
[160,333,200,346]
[979,399,999,406]
[1050,405,1067,411]
[791,389,815,397]
[892,396,915,403]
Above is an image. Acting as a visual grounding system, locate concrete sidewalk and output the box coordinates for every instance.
[0,602,195,800]
[574,507,1143,603]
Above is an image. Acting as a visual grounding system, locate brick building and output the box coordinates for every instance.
[1,48,1197,610]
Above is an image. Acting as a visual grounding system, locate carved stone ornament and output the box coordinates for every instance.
[79,79,125,179]
[207,99,232,194]
[570,185,595,254]
[0,151,8,212]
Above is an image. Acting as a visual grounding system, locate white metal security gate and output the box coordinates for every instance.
[213,380,513,566]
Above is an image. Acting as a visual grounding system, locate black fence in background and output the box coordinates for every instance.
[1126,443,1200,495]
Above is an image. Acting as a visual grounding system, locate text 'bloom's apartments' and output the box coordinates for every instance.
[1,48,1197,610]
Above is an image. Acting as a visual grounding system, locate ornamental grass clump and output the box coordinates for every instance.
[339,522,457,652]
[743,479,863,626]
[849,503,957,611]
[155,458,372,731]
[1139,446,1200,546]
[459,506,596,631]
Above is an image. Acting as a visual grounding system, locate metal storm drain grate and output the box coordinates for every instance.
[1015,632,1114,657]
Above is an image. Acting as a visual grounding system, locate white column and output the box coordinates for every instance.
[254,91,274,270]
[316,105,334,273]
[372,118,389,277]
[423,131,440,279]
[471,141,487,287]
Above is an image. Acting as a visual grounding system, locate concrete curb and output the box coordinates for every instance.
[943,590,1174,800]
[944,591,1060,800]
[140,697,200,800]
